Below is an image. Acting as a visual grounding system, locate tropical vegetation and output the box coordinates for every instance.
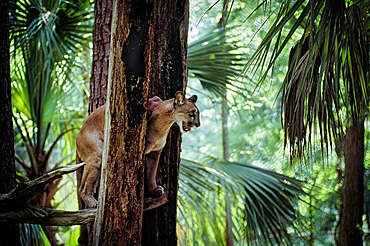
[5,0,370,245]
[9,0,92,244]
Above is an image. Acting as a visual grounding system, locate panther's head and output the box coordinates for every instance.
[173,91,200,134]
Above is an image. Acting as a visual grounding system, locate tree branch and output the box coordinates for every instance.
[0,164,87,225]
[0,207,96,226]
[0,163,168,226]
[0,163,85,211]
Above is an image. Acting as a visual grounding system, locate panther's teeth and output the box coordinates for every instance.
[183,124,191,132]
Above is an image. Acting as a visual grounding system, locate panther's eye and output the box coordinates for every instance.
[189,111,195,118]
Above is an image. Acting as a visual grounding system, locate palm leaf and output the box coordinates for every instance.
[19,223,49,246]
[245,0,369,159]
[188,27,246,98]
[10,1,93,242]
[178,156,305,245]
[10,0,92,157]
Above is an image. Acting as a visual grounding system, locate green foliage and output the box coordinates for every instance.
[10,0,92,177]
[305,169,341,244]
[52,173,81,245]
[244,0,370,159]
[8,0,365,245]
[182,1,361,245]
[188,27,245,98]
[9,0,92,244]
[19,223,50,246]
[181,8,307,244]
[178,156,304,246]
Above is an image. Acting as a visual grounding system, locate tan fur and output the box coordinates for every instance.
[76,92,200,208]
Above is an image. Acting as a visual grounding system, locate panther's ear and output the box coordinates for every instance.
[188,95,198,103]
[174,91,186,106]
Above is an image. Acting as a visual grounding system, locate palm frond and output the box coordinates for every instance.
[246,0,369,160]
[10,0,92,159]
[188,27,246,98]
[19,223,49,246]
[178,156,305,245]
[10,0,92,123]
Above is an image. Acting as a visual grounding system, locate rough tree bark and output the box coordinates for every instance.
[88,0,112,113]
[92,0,151,244]
[77,0,112,244]
[85,0,188,244]
[340,121,364,245]
[141,0,188,244]
[0,164,96,226]
[0,0,19,244]
[0,162,167,226]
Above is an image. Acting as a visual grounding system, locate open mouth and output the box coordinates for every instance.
[182,122,191,132]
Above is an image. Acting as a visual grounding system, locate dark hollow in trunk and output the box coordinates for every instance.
[141,0,188,245]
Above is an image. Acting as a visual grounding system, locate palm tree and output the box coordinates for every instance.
[7,1,306,244]
[188,28,245,98]
[9,0,92,244]
[244,0,369,244]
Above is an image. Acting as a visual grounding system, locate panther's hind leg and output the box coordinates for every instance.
[79,154,101,208]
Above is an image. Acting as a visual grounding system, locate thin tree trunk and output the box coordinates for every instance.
[89,0,112,113]
[221,91,233,246]
[222,93,229,161]
[340,120,364,245]
[93,0,151,244]
[78,1,112,244]
[141,0,188,244]
[0,0,19,244]
[218,1,232,244]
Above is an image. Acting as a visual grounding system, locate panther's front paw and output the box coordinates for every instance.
[149,186,165,197]
[86,197,98,208]
[81,193,98,208]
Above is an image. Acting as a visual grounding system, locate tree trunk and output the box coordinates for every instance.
[221,92,230,161]
[0,0,19,244]
[141,0,188,244]
[218,2,233,244]
[339,9,367,243]
[78,0,112,244]
[340,120,364,245]
[93,0,151,244]
[89,0,112,113]
[221,85,232,246]
[87,0,188,244]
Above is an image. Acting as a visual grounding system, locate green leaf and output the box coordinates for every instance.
[178,155,305,245]
[188,27,246,99]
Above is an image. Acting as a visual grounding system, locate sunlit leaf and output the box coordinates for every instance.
[178,155,305,245]
[188,27,246,99]
[245,0,370,160]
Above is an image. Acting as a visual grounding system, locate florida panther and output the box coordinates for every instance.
[76,91,200,207]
